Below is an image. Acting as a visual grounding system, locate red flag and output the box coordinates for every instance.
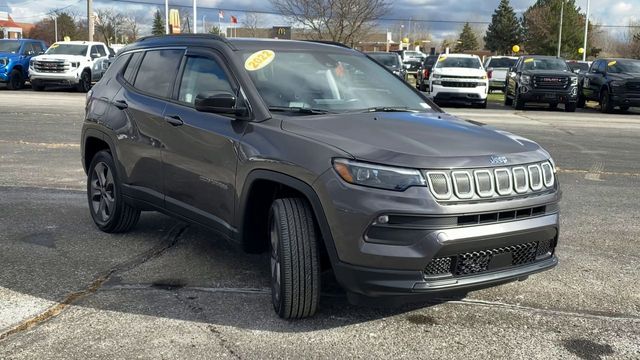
[230,15,238,24]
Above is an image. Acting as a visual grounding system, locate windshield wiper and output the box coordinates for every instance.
[362,106,420,113]
[268,106,331,115]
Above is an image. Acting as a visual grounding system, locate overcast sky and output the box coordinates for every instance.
[3,0,638,40]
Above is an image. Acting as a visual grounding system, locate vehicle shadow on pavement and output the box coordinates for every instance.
[0,187,450,332]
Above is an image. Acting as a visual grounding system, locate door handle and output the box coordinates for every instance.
[114,100,128,110]
[164,115,184,126]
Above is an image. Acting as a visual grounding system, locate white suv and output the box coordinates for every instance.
[429,54,489,108]
[29,41,112,92]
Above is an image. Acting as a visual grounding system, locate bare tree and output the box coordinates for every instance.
[124,17,140,42]
[243,12,263,38]
[95,9,126,45]
[270,0,389,46]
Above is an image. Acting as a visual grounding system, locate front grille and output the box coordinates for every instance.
[423,239,555,278]
[626,82,640,93]
[533,75,569,89]
[34,60,69,73]
[442,81,478,88]
[425,161,555,202]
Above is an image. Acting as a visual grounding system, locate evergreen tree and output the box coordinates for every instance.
[151,10,165,36]
[485,0,522,55]
[522,0,589,59]
[454,23,479,52]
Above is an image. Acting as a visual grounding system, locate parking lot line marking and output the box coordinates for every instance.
[0,223,189,343]
[99,284,271,295]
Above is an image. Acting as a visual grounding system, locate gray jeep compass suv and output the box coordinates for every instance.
[82,35,560,319]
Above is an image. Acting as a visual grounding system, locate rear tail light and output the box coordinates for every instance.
[423,69,430,78]
[487,70,493,79]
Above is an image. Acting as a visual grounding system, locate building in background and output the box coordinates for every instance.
[0,0,35,39]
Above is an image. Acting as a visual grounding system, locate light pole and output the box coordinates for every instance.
[202,15,206,33]
[557,0,565,57]
[582,0,590,61]
[54,14,58,42]
[87,0,94,41]
[192,0,197,34]
[165,0,169,34]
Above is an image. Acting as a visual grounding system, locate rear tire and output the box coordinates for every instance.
[620,105,630,111]
[565,102,577,112]
[87,150,140,233]
[269,198,320,319]
[600,89,614,113]
[7,69,25,90]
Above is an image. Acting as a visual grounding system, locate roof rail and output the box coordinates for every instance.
[137,33,231,45]
[303,40,352,49]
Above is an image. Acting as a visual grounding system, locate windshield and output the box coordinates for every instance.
[435,56,482,69]
[0,41,21,53]
[368,53,400,67]
[488,58,517,68]
[237,49,433,113]
[608,59,640,73]
[522,58,569,71]
[45,44,88,56]
[567,62,589,72]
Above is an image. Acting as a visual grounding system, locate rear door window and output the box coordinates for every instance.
[133,49,184,98]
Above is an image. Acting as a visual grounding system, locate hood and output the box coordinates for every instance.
[434,67,486,77]
[522,69,576,78]
[281,112,547,169]
[32,54,87,62]
[0,51,21,60]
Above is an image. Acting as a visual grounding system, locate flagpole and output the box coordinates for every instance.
[192,0,197,33]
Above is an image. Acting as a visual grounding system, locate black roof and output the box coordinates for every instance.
[125,34,355,54]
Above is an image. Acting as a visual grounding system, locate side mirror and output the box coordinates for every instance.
[195,91,248,118]
[509,66,517,73]
[91,52,101,59]
[403,63,410,69]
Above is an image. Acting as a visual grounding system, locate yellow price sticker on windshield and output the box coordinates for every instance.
[245,50,275,71]
[608,60,617,67]
[50,44,59,48]
[438,56,447,62]
[524,58,534,63]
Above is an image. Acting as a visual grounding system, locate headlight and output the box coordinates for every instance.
[0,58,8,67]
[611,80,624,88]
[432,74,441,79]
[520,74,531,85]
[332,159,426,191]
[432,80,442,85]
[29,59,35,67]
[571,77,578,86]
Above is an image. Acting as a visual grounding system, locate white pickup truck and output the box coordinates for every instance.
[483,56,518,93]
[29,41,113,92]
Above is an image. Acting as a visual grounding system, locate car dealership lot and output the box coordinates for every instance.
[1,90,639,359]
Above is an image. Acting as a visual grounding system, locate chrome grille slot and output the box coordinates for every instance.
[452,171,473,199]
[512,167,529,194]
[528,164,543,191]
[34,60,69,73]
[426,172,451,200]
[541,162,554,187]
[494,168,512,196]
[474,170,494,198]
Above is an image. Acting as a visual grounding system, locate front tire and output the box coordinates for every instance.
[31,81,45,91]
[87,150,140,233]
[77,70,91,92]
[269,198,320,319]
[504,88,513,106]
[565,102,577,112]
[515,91,525,110]
[7,69,25,90]
[600,89,614,113]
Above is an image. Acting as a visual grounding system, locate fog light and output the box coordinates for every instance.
[377,215,389,224]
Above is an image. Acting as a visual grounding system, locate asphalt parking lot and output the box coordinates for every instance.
[1,88,639,359]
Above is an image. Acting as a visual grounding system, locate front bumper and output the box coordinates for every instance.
[611,93,640,107]
[315,170,561,298]
[489,79,506,89]
[0,66,9,82]
[518,86,578,104]
[30,70,81,85]
[431,83,488,103]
